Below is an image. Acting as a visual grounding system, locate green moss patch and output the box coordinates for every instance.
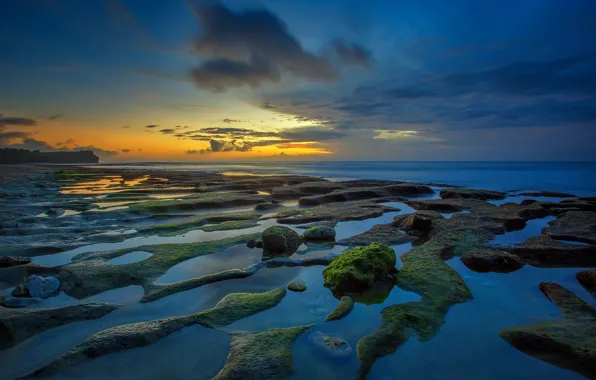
[138,213,259,236]
[323,242,396,294]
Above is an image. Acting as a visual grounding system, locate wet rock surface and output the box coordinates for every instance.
[308,331,352,358]
[0,256,32,268]
[500,283,596,379]
[302,225,336,241]
[440,188,506,200]
[577,270,596,297]
[287,278,307,292]
[461,251,525,273]
[260,226,302,258]
[325,296,354,321]
[337,223,415,246]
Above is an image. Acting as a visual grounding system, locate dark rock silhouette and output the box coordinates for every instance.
[0,148,99,164]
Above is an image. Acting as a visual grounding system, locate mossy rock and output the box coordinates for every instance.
[25,288,287,377]
[261,226,302,256]
[323,242,396,294]
[213,325,313,380]
[302,225,336,241]
[325,296,354,321]
[287,278,307,292]
[577,270,596,297]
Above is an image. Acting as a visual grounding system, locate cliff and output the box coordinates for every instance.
[0,148,99,164]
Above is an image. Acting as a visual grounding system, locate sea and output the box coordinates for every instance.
[92,161,596,196]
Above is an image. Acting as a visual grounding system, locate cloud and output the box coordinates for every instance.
[223,118,242,123]
[0,131,34,145]
[0,131,119,158]
[159,128,176,134]
[185,149,200,154]
[56,138,75,146]
[46,113,64,120]
[144,124,159,129]
[189,1,340,90]
[122,125,131,128]
[121,148,131,153]
[0,116,37,126]
[331,40,375,68]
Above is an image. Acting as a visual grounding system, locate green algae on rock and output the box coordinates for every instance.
[577,270,596,297]
[287,278,307,292]
[276,199,399,225]
[325,296,354,321]
[26,288,287,378]
[337,223,415,247]
[323,242,396,294]
[138,213,259,236]
[499,282,596,379]
[59,234,259,299]
[302,225,336,241]
[213,325,314,380]
[260,225,302,257]
[0,302,120,350]
[128,191,267,213]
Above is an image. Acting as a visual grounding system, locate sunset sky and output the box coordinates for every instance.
[1,0,595,161]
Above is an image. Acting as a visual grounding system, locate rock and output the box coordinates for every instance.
[461,251,525,273]
[0,301,119,349]
[337,224,415,246]
[440,188,506,200]
[302,225,336,241]
[287,278,307,292]
[246,239,257,249]
[11,284,29,297]
[393,211,444,234]
[26,275,60,298]
[543,211,596,244]
[518,191,576,198]
[308,331,352,358]
[276,199,399,225]
[499,283,596,379]
[323,243,396,294]
[577,270,596,297]
[213,325,313,380]
[46,208,65,217]
[0,256,32,268]
[24,289,287,376]
[509,235,596,267]
[260,226,302,255]
[254,203,281,211]
[325,296,354,321]
[2,297,43,308]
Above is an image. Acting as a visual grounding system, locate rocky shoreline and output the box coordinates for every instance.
[1,164,595,379]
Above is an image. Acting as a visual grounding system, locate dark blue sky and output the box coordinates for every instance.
[1,0,595,161]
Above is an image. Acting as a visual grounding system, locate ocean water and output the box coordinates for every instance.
[92,161,596,195]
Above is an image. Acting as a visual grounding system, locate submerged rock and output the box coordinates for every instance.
[26,288,287,377]
[577,270,596,297]
[302,225,336,241]
[25,275,60,298]
[287,278,307,292]
[0,256,32,268]
[213,325,313,380]
[500,283,596,379]
[308,331,352,358]
[323,243,396,294]
[260,226,302,256]
[0,302,119,350]
[509,234,596,267]
[461,251,525,273]
[325,296,354,321]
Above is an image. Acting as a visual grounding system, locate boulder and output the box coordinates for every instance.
[26,275,60,298]
[246,239,257,249]
[260,226,302,255]
[393,211,443,234]
[0,256,32,268]
[287,278,307,292]
[323,243,396,293]
[461,251,525,273]
[308,331,352,358]
[302,225,336,241]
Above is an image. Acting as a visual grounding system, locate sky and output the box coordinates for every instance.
[1,0,595,162]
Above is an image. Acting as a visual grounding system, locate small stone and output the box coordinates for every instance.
[246,239,257,249]
[303,225,336,241]
[12,284,30,298]
[288,278,307,292]
[308,331,352,358]
[26,275,60,298]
